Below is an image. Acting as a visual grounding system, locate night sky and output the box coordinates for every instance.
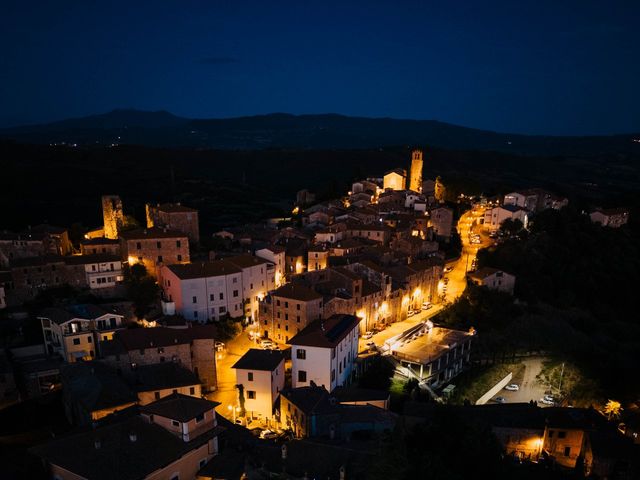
[2,0,639,135]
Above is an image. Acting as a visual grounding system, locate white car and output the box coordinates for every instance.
[540,397,554,405]
[504,384,519,391]
[365,341,376,349]
[362,331,374,340]
[421,302,432,311]
[260,339,274,349]
[259,429,278,440]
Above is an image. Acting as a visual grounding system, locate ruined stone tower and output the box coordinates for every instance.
[102,195,124,239]
[409,149,423,192]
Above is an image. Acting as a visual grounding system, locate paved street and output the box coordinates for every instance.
[214,206,493,419]
[359,206,489,353]
[206,326,261,421]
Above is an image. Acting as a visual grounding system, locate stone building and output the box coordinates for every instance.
[80,237,121,256]
[383,168,406,191]
[32,393,223,480]
[307,246,329,271]
[100,325,218,392]
[259,283,324,342]
[102,194,124,240]
[120,227,190,279]
[146,202,200,244]
[63,254,124,293]
[408,149,423,193]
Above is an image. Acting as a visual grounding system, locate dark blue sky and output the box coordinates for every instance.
[2,0,639,134]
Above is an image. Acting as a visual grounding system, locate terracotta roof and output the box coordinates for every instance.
[165,260,241,280]
[80,237,120,245]
[280,385,335,415]
[140,392,220,422]
[232,348,284,371]
[224,254,270,269]
[114,327,192,350]
[31,415,223,480]
[288,314,359,348]
[130,363,200,392]
[61,361,136,412]
[151,203,197,213]
[273,283,322,302]
[119,227,187,240]
[10,255,65,268]
[64,254,121,265]
[468,267,503,280]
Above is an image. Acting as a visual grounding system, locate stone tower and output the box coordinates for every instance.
[102,195,124,239]
[409,149,423,192]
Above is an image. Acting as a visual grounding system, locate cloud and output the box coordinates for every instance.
[200,56,239,65]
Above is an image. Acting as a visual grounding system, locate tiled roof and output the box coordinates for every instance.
[31,415,222,480]
[280,385,336,415]
[468,267,502,280]
[140,392,220,422]
[224,254,270,269]
[80,237,120,245]
[64,254,121,265]
[61,361,136,412]
[232,348,284,371]
[273,283,322,302]
[130,363,200,392]
[119,227,187,240]
[288,314,359,348]
[151,203,197,213]
[165,260,241,280]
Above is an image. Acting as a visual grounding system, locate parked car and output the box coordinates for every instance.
[365,341,376,349]
[259,429,278,440]
[234,417,246,426]
[495,396,506,403]
[362,331,374,340]
[407,310,415,317]
[249,427,263,437]
[260,339,274,349]
[214,341,225,352]
[421,302,432,310]
[540,397,554,405]
[444,266,453,273]
[504,384,520,391]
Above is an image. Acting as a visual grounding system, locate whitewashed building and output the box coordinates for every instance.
[255,246,286,290]
[468,267,516,295]
[484,205,529,232]
[289,314,359,392]
[161,261,243,322]
[232,349,285,422]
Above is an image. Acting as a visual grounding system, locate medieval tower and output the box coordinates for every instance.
[409,149,423,192]
[102,195,124,239]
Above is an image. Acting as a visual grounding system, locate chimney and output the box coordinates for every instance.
[129,432,137,442]
[281,444,287,460]
[340,466,346,480]
[94,439,101,449]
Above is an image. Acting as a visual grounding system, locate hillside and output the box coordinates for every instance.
[2,110,639,156]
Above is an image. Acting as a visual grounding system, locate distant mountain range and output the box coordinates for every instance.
[2,109,639,156]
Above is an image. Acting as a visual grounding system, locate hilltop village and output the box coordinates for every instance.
[0,150,636,480]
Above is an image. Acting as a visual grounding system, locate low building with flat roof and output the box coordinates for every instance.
[390,323,474,388]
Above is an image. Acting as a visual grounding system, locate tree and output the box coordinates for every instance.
[603,400,622,420]
[358,356,394,391]
[499,218,524,237]
[125,263,159,319]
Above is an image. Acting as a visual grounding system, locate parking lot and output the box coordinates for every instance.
[490,357,553,406]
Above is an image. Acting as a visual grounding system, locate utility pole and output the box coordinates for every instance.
[558,362,565,395]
